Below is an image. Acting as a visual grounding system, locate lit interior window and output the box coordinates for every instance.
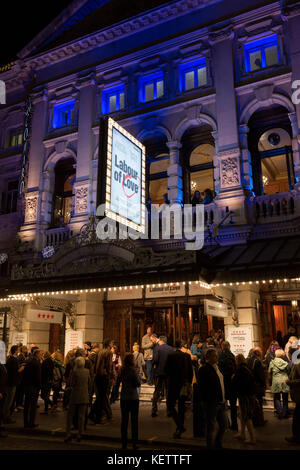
[52,100,75,129]
[102,85,125,114]
[244,34,279,73]
[139,72,164,103]
[179,58,207,92]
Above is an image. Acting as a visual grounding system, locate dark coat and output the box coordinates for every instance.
[41,357,54,386]
[22,357,42,390]
[231,363,255,398]
[5,355,20,387]
[152,343,173,377]
[165,350,193,395]
[218,350,236,399]
[247,356,266,395]
[0,364,8,396]
[116,367,141,401]
[198,363,224,403]
[69,368,90,405]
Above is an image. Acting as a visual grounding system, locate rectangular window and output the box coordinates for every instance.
[1,180,18,214]
[139,72,165,103]
[52,100,75,129]
[102,85,126,114]
[179,58,207,93]
[244,34,280,73]
[5,128,23,148]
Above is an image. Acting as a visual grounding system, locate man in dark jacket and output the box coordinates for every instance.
[218,341,238,431]
[0,363,8,437]
[23,349,42,428]
[89,339,113,424]
[4,345,24,423]
[151,336,173,417]
[165,340,193,438]
[247,348,267,426]
[198,348,227,449]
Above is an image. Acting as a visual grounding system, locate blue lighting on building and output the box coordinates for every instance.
[244,34,279,72]
[178,58,206,92]
[139,71,164,103]
[101,84,125,114]
[52,100,75,129]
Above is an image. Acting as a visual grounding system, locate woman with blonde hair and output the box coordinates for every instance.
[269,349,290,419]
[231,354,256,445]
[51,350,65,410]
[132,343,145,396]
[285,336,298,360]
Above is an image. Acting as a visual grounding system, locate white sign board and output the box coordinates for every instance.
[107,287,143,301]
[204,299,228,318]
[105,118,146,232]
[26,309,63,324]
[11,331,28,346]
[65,330,83,353]
[146,284,185,298]
[188,283,211,296]
[227,326,253,357]
[0,340,6,364]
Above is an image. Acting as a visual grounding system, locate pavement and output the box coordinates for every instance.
[1,396,299,451]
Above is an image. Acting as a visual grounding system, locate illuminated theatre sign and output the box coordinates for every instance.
[99,117,146,233]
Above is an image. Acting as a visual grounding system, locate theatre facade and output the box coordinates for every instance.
[1,0,300,355]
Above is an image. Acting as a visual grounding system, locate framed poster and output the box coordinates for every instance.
[227,326,253,357]
[99,117,146,233]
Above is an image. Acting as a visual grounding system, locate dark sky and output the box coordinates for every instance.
[0,0,72,66]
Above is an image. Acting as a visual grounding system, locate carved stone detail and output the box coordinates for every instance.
[25,192,39,223]
[75,185,89,215]
[221,157,240,188]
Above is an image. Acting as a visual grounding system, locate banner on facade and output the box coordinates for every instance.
[188,283,211,296]
[227,326,253,357]
[101,117,146,233]
[26,308,63,324]
[204,299,228,318]
[11,331,28,346]
[0,340,6,364]
[65,330,83,353]
[146,284,185,298]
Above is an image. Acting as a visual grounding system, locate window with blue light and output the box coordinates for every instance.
[244,34,280,73]
[178,58,207,93]
[139,72,164,103]
[102,85,125,114]
[52,100,75,129]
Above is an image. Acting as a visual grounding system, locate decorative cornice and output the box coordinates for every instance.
[209,24,234,44]
[23,0,218,71]
[281,1,300,20]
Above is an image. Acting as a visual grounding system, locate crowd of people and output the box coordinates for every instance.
[0,328,299,450]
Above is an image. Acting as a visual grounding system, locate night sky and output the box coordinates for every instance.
[0,0,72,66]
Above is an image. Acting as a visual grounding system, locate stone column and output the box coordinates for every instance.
[74,293,104,344]
[283,4,300,183]
[18,87,48,247]
[239,124,253,192]
[209,27,244,199]
[167,141,183,204]
[72,72,95,226]
[289,112,300,183]
[224,286,260,349]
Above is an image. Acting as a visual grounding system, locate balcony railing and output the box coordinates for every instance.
[45,226,73,249]
[252,192,298,222]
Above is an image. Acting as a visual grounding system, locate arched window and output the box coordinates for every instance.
[189,143,215,198]
[143,133,169,205]
[52,158,75,227]
[149,155,169,204]
[248,105,294,196]
[180,125,215,203]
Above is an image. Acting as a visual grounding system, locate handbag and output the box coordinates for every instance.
[180,382,192,401]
